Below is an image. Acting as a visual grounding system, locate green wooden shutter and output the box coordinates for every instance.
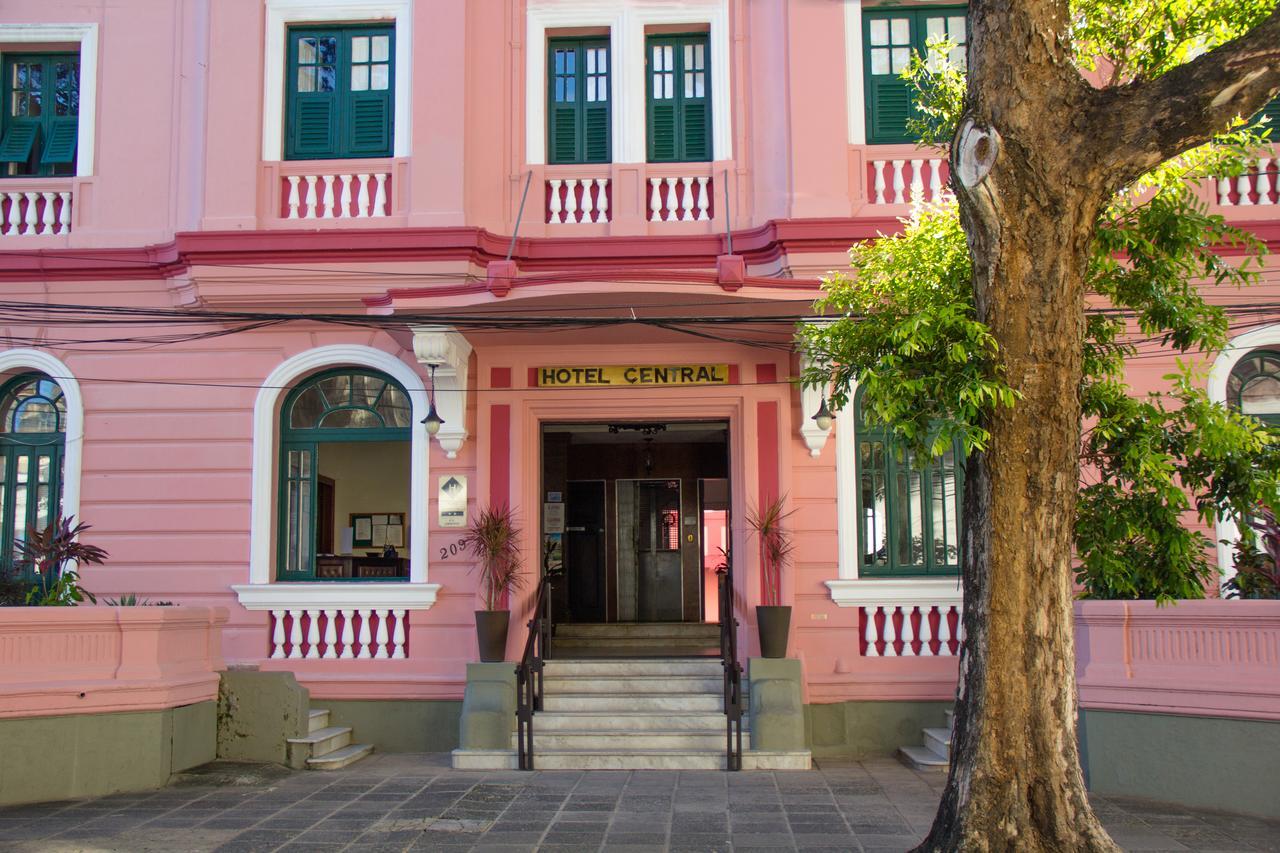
[548,41,582,164]
[286,27,393,160]
[868,77,913,143]
[647,35,711,163]
[40,120,77,165]
[287,30,340,159]
[346,94,391,156]
[278,444,317,580]
[1257,96,1280,140]
[863,11,917,144]
[0,124,38,164]
[342,28,394,158]
[582,41,611,163]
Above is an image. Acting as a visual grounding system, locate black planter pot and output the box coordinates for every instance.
[475,610,510,662]
[757,605,792,659]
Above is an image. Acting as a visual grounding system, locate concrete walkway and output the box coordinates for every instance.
[0,754,1275,852]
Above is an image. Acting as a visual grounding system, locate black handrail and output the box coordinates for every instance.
[717,549,744,771]
[515,553,558,771]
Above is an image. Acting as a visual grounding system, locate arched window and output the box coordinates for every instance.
[278,368,411,580]
[855,391,961,576]
[0,373,66,578]
[1227,349,1280,426]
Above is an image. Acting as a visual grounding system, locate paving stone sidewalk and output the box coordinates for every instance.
[0,753,1275,853]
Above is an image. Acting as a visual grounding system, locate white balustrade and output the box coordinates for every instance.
[1216,156,1279,206]
[862,604,962,656]
[646,176,713,222]
[281,172,391,219]
[267,607,409,659]
[869,158,948,205]
[546,178,612,224]
[0,190,72,237]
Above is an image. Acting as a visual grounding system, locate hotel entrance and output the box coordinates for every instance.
[540,421,730,636]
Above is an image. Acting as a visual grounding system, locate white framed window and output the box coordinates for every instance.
[262,0,412,161]
[0,24,98,177]
[525,0,731,165]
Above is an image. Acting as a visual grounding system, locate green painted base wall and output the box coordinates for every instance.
[0,701,217,806]
[217,670,309,763]
[804,700,951,758]
[1080,709,1280,820]
[320,699,463,753]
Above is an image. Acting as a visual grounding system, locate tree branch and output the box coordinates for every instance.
[1088,6,1280,187]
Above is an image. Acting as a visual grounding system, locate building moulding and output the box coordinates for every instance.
[411,326,472,459]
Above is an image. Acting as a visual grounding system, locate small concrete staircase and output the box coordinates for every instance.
[899,708,953,770]
[512,658,808,770]
[552,622,721,658]
[287,708,374,771]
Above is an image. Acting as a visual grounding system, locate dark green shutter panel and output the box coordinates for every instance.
[549,104,579,164]
[0,124,38,164]
[584,101,609,163]
[346,93,391,156]
[1258,96,1280,140]
[40,120,77,165]
[868,78,913,144]
[681,100,710,161]
[649,103,677,161]
[292,98,337,158]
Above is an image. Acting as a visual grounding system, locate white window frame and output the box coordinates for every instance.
[1208,324,1280,587]
[262,0,412,161]
[234,344,438,611]
[525,0,732,165]
[0,24,98,178]
[844,0,867,145]
[824,389,964,609]
[0,349,84,527]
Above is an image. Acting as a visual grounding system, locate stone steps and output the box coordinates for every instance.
[552,622,721,658]
[287,708,374,771]
[898,708,954,771]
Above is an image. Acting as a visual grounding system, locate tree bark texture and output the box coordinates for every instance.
[916,2,1280,851]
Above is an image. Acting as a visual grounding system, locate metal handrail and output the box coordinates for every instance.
[717,550,744,771]
[515,553,558,771]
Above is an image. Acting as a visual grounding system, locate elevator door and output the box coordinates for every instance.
[618,479,683,622]
[565,480,606,622]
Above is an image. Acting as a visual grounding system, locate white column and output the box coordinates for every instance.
[929,160,943,201]
[304,609,321,659]
[679,178,695,222]
[302,175,318,218]
[548,179,563,224]
[373,608,390,660]
[909,159,924,204]
[339,608,355,659]
[355,174,371,218]
[1238,171,1255,205]
[286,176,301,219]
[663,178,677,222]
[1217,176,1233,206]
[372,173,388,216]
[320,175,336,219]
[919,605,935,656]
[56,192,71,235]
[883,606,898,657]
[695,176,711,220]
[594,178,609,223]
[938,606,953,655]
[321,609,338,659]
[337,174,353,218]
[287,608,303,659]
[22,192,38,235]
[579,179,595,224]
[873,161,887,204]
[864,607,880,657]
[648,178,662,221]
[270,609,286,659]
[391,609,407,659]
[891,161,906,204]
[563,179,579,224]
[39,193,56,236]
[356,608,373,659]
[900,606,916,656]
[1258,158,1273,205]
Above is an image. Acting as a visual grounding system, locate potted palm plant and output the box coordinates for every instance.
[464,504,524,661]
[748,496,796,658]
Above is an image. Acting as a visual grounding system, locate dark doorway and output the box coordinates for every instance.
[565,480,606,622]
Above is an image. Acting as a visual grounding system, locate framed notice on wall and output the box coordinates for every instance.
[350,512,405,549]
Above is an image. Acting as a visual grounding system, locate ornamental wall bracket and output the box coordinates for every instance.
[411,325,473,459]
[798,356,832,458]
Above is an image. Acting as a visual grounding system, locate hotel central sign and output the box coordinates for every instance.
[536,364,730,388]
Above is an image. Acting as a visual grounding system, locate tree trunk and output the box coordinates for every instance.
[914,3,1119,850]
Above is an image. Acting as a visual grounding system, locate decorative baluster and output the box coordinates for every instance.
[39,192,57,235]
[1238,171,1255,205]
[356,608,373,659]
[57,192,71,235]
[901,606,916,656]
[579,179,595,224]
[339,608,355,659]
[648,179,662,221]
[2,193,17,235]
[929,161,943,201]
[304,609,321,659]
[883,606,899,656]
[286,176,301,219]
[22,192,38,235]
[873,161,887,205]
[372,173,388,216]
[563,179,579,224]
[355,174,371,217]
[594,179,609,222]
[919,605,935,656]
[320,175,336,219]
[287,609,303,659]
[548,179,564,224]
[373,609,390,659]
[335,174,352,218]
[679,177,695,222]
[864,607,880,657]
[695,176,711,220]
[270,609,286,659]
[891,161,906,204]
[938,606,953,655]
[1258,158,1273,205]
[663,178,677,222]
[391,609,407,659]
[321,609,338,659]
[909,159,924,204]
[1217,176,1233,206]
[301,176,317,218]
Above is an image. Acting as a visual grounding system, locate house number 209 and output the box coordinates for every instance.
[439,539,466,560]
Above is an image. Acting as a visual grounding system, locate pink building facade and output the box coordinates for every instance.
[1,0,1278,793]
